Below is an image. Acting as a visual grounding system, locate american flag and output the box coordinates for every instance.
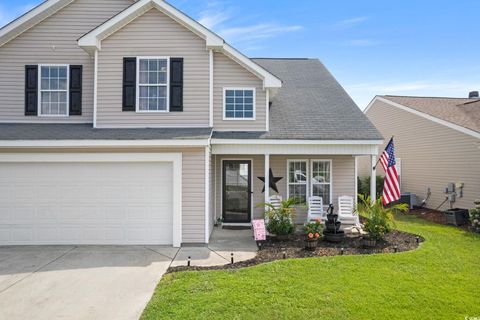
[379,138,400,205]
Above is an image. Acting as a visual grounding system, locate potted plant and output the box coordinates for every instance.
[356,195,408,247]
[260,197,298,240]
[304,219,322,250]
[469,199,480,233]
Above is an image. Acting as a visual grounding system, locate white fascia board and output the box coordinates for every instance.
[78,0,224,51]
[0,0,73,47]
[0,139,210,148]
[77,0,281,89]
[221,44,282,89]
[373,96,480,140]
[211,139,384,145]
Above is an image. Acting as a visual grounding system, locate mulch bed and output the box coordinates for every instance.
[167,230,422,274]
[410,208,470,231]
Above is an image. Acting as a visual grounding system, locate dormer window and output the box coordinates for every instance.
[137,57,169,112]
[223,88,255,120]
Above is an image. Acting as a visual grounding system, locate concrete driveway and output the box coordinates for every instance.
[0,246,178,320]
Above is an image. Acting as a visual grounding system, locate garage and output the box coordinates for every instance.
[0,153,182,246]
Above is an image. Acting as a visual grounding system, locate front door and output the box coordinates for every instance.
[222,160,252,223]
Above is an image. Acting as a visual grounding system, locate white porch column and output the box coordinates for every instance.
[371,155,377,203]
[264,154,270,204]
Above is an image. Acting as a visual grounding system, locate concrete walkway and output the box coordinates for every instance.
[172,227,258,267]
[0,228,257,320]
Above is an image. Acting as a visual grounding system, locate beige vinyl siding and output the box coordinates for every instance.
[213,53,267,131]
[360,99,480,210]
[96,9,210,128]
[0,0,133,123]
[209,151,215,236]
[214,155,355,224]
[0,146,206,244]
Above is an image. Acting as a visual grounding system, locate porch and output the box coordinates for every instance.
[210,141,380,227]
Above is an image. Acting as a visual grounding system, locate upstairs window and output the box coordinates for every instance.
[137,57,169,112]
[39,65,68,116]
[224,88,255,120]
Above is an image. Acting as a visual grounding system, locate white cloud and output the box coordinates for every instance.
[218,24,303,43]
[345,80,480,110]
[342,39,378,47]
[195,1,303,50]
[333,16,369,29]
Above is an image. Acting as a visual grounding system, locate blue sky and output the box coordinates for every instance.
[1,0,479,109]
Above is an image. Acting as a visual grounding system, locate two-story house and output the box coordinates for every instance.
[0,0,383,247]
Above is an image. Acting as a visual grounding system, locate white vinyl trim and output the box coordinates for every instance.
[211,139,384,145]
[204,146,210,243]
[310,159,333,205]
[93,49,98,128]
[222,87,256,121]
[286,159,309,203]
[37,64,70,118]
[0,0,73,47]
[367,96,480,139]
[209,49,214,127]
[354,156,358,205]
[0,152,183,247]
[266,89,270,131]
[0,140,209,148]
[136,56,170,113]
[76,0,281,89]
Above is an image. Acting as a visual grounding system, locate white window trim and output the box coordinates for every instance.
[223,87,256,121]
[135,56,170,113]
[286,159,309,203]
[310,159,333,205]
[37,64,70,118]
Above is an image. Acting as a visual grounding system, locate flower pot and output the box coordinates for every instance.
[304,239,318,250]
[361,237,377,247]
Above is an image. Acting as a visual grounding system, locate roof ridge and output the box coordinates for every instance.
[251,57,313,60]
[383,94,474,100]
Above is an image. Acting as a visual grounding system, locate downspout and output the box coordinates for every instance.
[93,49,98,128]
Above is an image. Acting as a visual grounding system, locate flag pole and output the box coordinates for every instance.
[373,136,394,170]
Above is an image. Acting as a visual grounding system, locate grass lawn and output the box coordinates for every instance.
[142,215,480,320]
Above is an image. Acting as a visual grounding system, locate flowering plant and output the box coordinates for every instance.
[469,199,480,233]
[305,219,323,241]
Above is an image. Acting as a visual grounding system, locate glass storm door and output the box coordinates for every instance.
[222,160,252,223]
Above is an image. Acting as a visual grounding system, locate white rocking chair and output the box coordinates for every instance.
[337,196,361,227]
[269,194,282,210]
[307,196,326,222]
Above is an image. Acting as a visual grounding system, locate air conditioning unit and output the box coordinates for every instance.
[394,193,417,209]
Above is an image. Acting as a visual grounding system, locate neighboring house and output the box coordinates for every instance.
[0,0,383,247]
[359,94,480,211]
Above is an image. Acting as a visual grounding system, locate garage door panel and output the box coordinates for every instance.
[0,162,174,245]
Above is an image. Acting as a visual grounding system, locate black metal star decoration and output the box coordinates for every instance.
[257,169,283,193]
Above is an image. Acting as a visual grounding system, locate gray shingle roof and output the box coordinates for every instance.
[0,124,212,140]
[0,59,383,142]
[381,95,480,133]
[213,58,383,140]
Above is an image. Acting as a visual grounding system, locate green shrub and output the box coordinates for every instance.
[358,176,385,200]
[356,194,408,240]
[469,199,480,233]
[261,197,299,236]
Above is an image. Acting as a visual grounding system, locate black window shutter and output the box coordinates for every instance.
[69,65,82,115]
[170,57,183,112]
[123,57,136,111]
[25,65,38,116]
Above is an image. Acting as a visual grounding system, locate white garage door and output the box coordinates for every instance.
[0,162,174,245]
